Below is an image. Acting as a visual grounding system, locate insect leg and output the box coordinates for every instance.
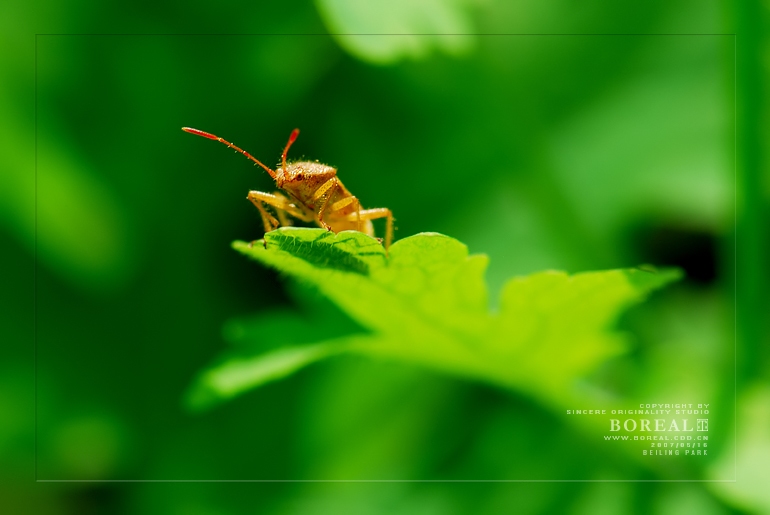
[248,195,280,232]
[311,177,337,202]
[247,190,313,233]
[329,196,362,232]
[314,178,340,231]
[273,191,294,227]
[341,207,393,252]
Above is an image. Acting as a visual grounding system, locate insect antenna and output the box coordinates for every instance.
[182,127,277,179]
[282,129,300,173]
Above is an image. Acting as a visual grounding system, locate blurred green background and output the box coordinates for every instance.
[4,0,769,513]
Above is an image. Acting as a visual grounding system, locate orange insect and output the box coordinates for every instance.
[182,127,394,252]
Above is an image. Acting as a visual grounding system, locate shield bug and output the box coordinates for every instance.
[182,127,394,252]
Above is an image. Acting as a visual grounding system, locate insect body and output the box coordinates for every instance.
[182,127,394,252]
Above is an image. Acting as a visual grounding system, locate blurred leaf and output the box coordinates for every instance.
[709,383,770,512]
[315,0,475,64]
[29,140,135,291]
[549,57,731,234]
[186,228,680,410]
[185,342,349,411]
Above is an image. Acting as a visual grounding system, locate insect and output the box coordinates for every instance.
[182,127,394,252]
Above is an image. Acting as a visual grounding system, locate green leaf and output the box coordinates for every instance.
[185,341,352,412]
[185,228,681,411]
[314,0,475,64]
